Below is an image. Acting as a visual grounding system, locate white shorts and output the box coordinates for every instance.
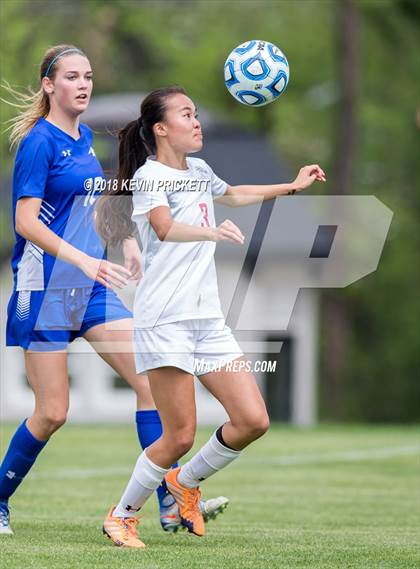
[134,318,243,376]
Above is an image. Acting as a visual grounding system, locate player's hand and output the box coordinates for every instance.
[291,164,326,192]
[211,219,245,244]
[122,237,143,282]
[80,256,132,289]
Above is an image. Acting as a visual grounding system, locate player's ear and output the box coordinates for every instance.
[153,122,167,139]
[41,76,54,95]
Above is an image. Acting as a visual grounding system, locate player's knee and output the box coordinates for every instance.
[175,437,195,457]
[169,432,195,457]
[41,410,68,433]
[255,412,270,437]
[243,411,270,441]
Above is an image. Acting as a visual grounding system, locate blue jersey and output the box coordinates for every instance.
[11,118,105,291]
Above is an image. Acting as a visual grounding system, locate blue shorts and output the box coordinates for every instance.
[6,282,132,352]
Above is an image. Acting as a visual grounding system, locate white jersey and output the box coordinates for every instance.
[132,156,227,329]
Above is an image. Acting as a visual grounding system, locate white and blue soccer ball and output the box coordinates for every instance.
[224,40,289,107]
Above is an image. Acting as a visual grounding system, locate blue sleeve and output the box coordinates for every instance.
[13,132,54,201]
[80,123,93,144]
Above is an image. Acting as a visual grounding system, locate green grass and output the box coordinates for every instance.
[0,423,419,569]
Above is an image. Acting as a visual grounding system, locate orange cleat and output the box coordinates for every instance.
[164,466,205,536]
[103,506,146,548]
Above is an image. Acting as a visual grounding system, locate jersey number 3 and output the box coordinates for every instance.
[199,202,210,227]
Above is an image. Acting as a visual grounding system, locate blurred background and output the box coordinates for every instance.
[0,0,418,425]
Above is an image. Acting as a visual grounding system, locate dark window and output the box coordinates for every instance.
[265,336,292,422]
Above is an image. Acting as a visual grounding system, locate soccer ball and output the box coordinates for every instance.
[224,40,289,107]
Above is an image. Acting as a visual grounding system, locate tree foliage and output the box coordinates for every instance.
[0,0,418,420]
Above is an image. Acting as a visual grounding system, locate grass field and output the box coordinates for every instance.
[0,423,418,569]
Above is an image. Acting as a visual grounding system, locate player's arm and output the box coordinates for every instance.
[148,205,244,244]
[122,236,143,281]
[15,197,131,288]
[216,164,326,207]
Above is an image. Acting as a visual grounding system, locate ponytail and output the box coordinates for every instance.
[1,82,50,149]
[95,119,150,247]
[118,118,150,184]
[96,85,186,247]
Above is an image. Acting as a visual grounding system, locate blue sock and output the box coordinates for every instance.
[0,420,47,503]
[135,410,178,508]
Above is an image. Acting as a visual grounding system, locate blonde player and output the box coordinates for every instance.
[0,51,225,538]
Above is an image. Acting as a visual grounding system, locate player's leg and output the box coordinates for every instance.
[83,315,230,531]
[177,359,269,489]
[79,285,178,513]
[147,367,215,536]
[199,358,270,450]
[24,351,71,439]
[0,350,69,534]
[173,320,269,489]
[103,366,198,546]
[81,318,155,409]
[164,360,269,527]
[82,319,181,525]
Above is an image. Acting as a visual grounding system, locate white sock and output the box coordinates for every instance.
[113,451,169,517]
[177,431,241,488]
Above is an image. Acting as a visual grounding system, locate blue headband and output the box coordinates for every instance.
[43,48,84,78]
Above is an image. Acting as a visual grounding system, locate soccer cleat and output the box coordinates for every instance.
[160,494,230,532]
[200,495,229,522]
[0,503,13,535]
[103,506,145,548]
[159,493,181,533]
[164,466,205,536]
